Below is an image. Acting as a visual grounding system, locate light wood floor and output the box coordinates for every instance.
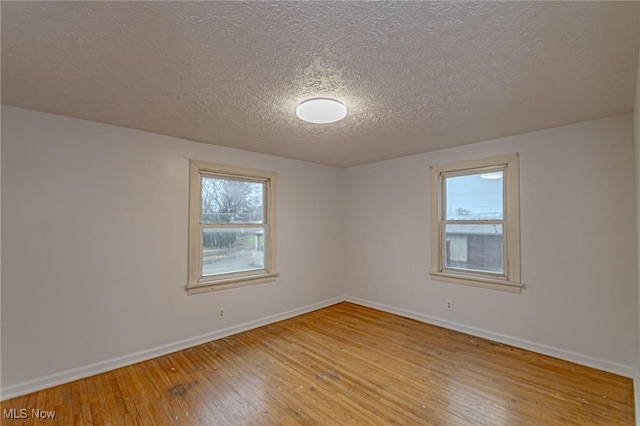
[1,302,635,425]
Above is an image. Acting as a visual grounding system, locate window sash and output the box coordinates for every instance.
[441,166,506,221]
[440,219,507,279]
[198,223,269,280]
[197,173,271,281]
[200,175,267,226]
[439,167,508,279]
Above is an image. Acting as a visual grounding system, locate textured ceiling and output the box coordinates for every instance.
[2,2,639,167]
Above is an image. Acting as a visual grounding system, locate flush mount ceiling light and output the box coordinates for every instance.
[296,98,347,124]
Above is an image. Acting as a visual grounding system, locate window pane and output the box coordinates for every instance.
[201,177,264,224]
[445,224,503,274]
[445,172,503,220]
[202,228,265,276]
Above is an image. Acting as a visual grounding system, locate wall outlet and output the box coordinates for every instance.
[218,307,225,320]
[446,299,453,311]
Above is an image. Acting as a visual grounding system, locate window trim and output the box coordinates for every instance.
[187,161,278,295]
[429,154,522,293]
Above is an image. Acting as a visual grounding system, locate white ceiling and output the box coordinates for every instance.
[2,2,639,167]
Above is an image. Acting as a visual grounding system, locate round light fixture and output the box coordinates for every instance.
[296,98,347,124]
[480,171,503,180]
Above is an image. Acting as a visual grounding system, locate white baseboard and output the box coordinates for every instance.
[345,296,638,379]
[0,296,344,401]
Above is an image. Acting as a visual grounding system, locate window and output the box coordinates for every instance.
[430,154,521,293]
[187,161,278,294]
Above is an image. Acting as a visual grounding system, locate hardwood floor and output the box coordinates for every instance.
[1,302,635,425]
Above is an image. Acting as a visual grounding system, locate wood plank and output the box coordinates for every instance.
[1,302,635,425]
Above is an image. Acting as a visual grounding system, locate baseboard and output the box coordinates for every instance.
[345,296,638,379]
[0,296,344,401]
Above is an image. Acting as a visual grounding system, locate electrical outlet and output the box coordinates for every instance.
[218,307,225,320]
[446,299,453,311]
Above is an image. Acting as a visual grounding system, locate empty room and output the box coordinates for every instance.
[1,2,640,425]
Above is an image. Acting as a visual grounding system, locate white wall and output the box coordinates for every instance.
[0,106,3,391]
[633,41,640,424]
[344,114,638,370]
[0,106,344,390]
[2,105,638,400]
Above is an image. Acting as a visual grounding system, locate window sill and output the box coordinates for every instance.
[429,271,522,293]
[186,272,279,295]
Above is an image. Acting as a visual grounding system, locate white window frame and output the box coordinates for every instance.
[429,154,522,293]
[187,161,278,295]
